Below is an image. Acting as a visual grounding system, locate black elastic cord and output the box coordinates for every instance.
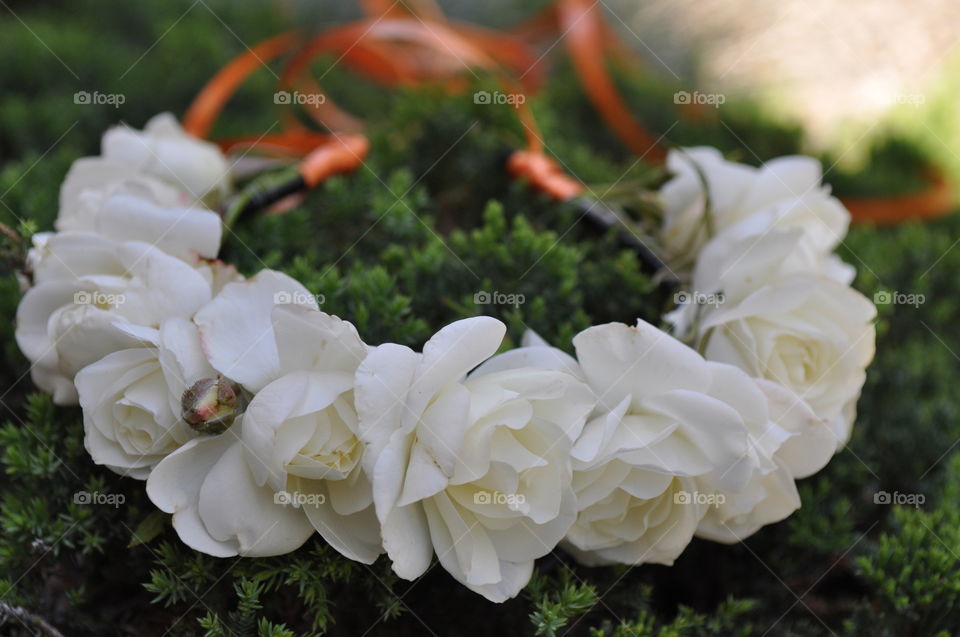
[569,195,676,286]
[222,172,306,230]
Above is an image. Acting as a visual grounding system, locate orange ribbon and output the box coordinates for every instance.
[183,2,950,223]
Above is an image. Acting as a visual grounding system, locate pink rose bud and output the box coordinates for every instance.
[181,376,242,435]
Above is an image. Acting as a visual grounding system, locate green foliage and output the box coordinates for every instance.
[526,572,756,637]
[586,597,756,637]
[194,579,315,637]
[823,136,933,197]
[2,1,960,635]
[527,571,600,636]
[847,454,960,636]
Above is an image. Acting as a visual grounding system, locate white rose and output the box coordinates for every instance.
[99,112,231,204]
[355,317,595,602]
[671,230,876,448]
[561,321,750,566]
[494,329,817,549]
[693,365,833,543]
[15,233,212,404]
[659,147,849,267]
[162,274,381,563]
[75,318,215,479]
[56,181,221,262]
[241,305,382,563]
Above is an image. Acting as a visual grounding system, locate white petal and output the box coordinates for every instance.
[573,321,710,411]
[424,492,502,586]
[30,232,122,284]
[30,363,78,405]
[59,157,188,226]
[464,560,534,603]
[103,113,231,201]
[158,317,215,400]
[571,397,631,465]
[740,155,822,212]
[51,304,152,376]
[146,431,240,557]
[16,280,80,365]
[692,229,805,301]
[94,190,221,260]
[696,461,800,543]
[271,304,368,375]
[242,370,355,489]
[621,389,747,482]
[759,380,836,479]
[371,428,414,521]
[404,382,471,487]
[294,476,382,564]
[76,347,166,477]
[401,317,505,431]
[380,503,433,580]
[113,241,212,326]
[471,344,583,379]
[197,440,314,557]
[194,270,317,392]
[355,343,420,471]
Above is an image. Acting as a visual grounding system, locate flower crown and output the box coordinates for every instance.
[15,114,876,603]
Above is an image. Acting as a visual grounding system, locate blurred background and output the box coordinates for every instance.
[3,0,960,204]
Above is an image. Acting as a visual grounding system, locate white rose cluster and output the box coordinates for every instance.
[14,120,876,604]
[661,146,876,542]
[17,113,233,406]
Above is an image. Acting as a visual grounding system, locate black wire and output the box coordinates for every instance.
[569,195,675,285]
[235,173,307,221]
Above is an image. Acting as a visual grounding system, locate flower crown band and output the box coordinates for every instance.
[15,114,876,603]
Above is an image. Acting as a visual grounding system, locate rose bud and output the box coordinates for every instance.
[181,376,242,435]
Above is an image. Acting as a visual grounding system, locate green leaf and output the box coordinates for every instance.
[128,511,167,548]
